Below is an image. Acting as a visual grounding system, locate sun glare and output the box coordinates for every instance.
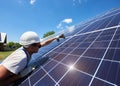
[68,64,75,70]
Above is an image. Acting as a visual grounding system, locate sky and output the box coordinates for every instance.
[0,0,120,42]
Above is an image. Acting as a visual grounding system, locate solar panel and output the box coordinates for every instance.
[19,8,120,86]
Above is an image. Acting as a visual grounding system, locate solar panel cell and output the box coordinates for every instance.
[91,41,109,48]
[53,47,66,52]
[112,49,120,61]
[61,54,79,65]
[96,61,120,85]
[34,75,56,86]
[75,57,100,74]
[83,49,106,58]
[107,13,120,27]
[53,53,67,61]
[59,70,92,86]
[96,35,113,41]
[91,78,114,86]
[78,42,91,48]
[70,48,86,55]
[29,69,46,85]
[110,40,119,47]
[96,16,113,29]
[62,48,74,54]
[105,49,120,61]
[49,64,68,82]
[43,60,58,72]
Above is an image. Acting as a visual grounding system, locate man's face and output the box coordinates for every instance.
[30,43,41,53]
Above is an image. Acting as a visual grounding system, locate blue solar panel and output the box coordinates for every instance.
[18,8,120,86]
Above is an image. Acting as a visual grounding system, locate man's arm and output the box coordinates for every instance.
[40,34,65,47]
[40,37,57,47]
[0,65,12,80]
[0,65,21,85]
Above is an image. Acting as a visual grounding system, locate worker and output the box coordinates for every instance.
[0,31,64,86]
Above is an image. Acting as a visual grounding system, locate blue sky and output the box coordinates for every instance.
[0,0,120,42]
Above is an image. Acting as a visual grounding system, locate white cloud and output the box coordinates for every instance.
[30,0,36,5]
[57,23,62,29]
[62,18,72,24]
[57,18,73,29]
[67,26,75,32]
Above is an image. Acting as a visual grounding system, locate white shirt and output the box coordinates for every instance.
[1,47,30,74]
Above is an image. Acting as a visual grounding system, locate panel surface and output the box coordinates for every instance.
[19,8,120,86]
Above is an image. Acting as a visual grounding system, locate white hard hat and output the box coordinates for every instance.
[19,31,40,45]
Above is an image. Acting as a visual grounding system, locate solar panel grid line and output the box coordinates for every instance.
[74,8,120,33]
[33,62,62,85]
[33,33,93,85]
[83,11,119,28]
[88,27,118,86]
[28,78,31,86]
[74,25,120,37]
[75,8,114,26]
[82,55,120,64]
[32,54,73,85]
[31,69,48,85]
[45,59,94,86]
[108,28,120,84]
[41,66,58,84]
[99,8,120,19]
[55,29,105,85]
[92,15,115,30]
[94,9,113,20]
[49,57,93,77]
[75,18,101,34]
[30,68,51,86]
[75,15,112,35]
[30,26,119,85]
[19,62,50,85]
[19,8,120,86]
[107,14,120,28]
[92,12,120,28]
[100,58,120,85]
[61,28,118,59]
[95,77,117,86]
[100,8,120,18]
[96,61,120,85]
[104,58,120,63]
[42,34,91,68]
[104,61,118,85]
[98,9,120,18]
[39,27,83,58]
[37,20,92,59]
[104,10,120,18]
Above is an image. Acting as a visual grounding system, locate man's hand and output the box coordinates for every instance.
[56,34,65,42]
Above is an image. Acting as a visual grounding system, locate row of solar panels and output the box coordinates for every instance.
[19,8,120,86]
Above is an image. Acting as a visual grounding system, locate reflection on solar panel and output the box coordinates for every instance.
[19,8,120,86]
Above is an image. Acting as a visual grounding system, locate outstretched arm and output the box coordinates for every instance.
[40,37,57,47]
[40,34,65,47]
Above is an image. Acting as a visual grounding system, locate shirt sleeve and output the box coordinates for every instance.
[1,49,27,74]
